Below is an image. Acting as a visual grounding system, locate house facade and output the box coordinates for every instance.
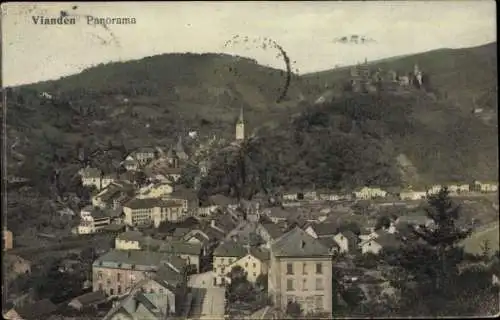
[78,206,112,235]
[92,250,185,297]
[3,229,13,251]
[123,198,186,227]
[399,190,427,201]
[115,231,144,250]
[226,250,269,284]
[136,183,173,199]
[213,241,247,286]
[268,227,333,315]
[353,187,387,200]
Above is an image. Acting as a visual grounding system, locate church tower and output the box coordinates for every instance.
[235,106,245,141]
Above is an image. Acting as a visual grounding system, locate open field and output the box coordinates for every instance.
[462,222,499,256]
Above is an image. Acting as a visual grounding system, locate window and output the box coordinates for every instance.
[213,268,217,273]
[159,288,164,294]
[314,295,324,311]
[302,263,307,275]
[98,283,103,291]
[245,262,248,267]
[97,271,103,279]
[316,263,323,274]
[221,258,225,264]
[302,278,308,291]
[286,263,293,275]
[150,288,155,293]
[221,277,226,285]
[253,263,256,268]
[253,272,256,277]
[118,285,122,294]
[117,273,121,282]
[110,288,114,296]
[286,279,294,291]
[315,278,324,290]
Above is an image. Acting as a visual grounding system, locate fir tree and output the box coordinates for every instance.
[413,187,472,291]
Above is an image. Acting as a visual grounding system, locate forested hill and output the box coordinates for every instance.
[6,43,498,197]
[201,90,498,199]
[302,42,497,113]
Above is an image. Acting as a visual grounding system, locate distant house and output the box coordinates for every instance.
[399,190,427,201]
[92,249,187,297]
[305,222,339,240]
[4,299,57,320]
[80,167,103,190]
[122,157,141,171]
[213,241,248,286]
[256,223,285,248]
[123,198,186,227]
[225,247,270,284]
[92,181,135,209]
[263,207,294,224]
[427,184,442,195]
[115,231,144,250]
[78,206,113,235]
[317,237,341,254]
[136,182,173,199]
[282,191,299,201]
[353,187,387,200]
[102,278,177,320]
[127,147,157,166]
[3,228,13,251]
[68,291,107,311]
[207,194,239,210]
[317,192,343,201]
[359,232,402,255]
[472,181,498,193]
[268,227,334,314]
[158,241,203,272]
[395,213,433,229]
[333,231,358,253]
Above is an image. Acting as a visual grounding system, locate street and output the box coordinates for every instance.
[188,272,226,319]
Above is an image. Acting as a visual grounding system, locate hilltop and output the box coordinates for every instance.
[6,43,498,197]
[302,42,497,113]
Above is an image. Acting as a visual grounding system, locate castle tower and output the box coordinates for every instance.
[235,106,245,141]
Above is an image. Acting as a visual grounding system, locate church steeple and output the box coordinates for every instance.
[238,106,244,124]
[235,106,245,141]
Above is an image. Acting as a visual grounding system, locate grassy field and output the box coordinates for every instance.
[462,222,499,256]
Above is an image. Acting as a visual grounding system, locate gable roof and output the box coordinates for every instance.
[312,222,339,236]
[124,198,183,210]
[318,237,340,250]
[158,240,202,256]
[70,291,107,307]
[337,230,358,244]
[260,223,285,240]
[271,227,333,257]
[266,207,293,219]
[213,241,248,258]
[117,230,144,242]
[93,249,185,271]
[250,247,271,261]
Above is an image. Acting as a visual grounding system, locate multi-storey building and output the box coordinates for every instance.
[92,249,186,297]
[122,198,185,227]
[77,206,112,235]
[268,227,334,315]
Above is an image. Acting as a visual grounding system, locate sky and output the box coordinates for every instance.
[1,1,496,86]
